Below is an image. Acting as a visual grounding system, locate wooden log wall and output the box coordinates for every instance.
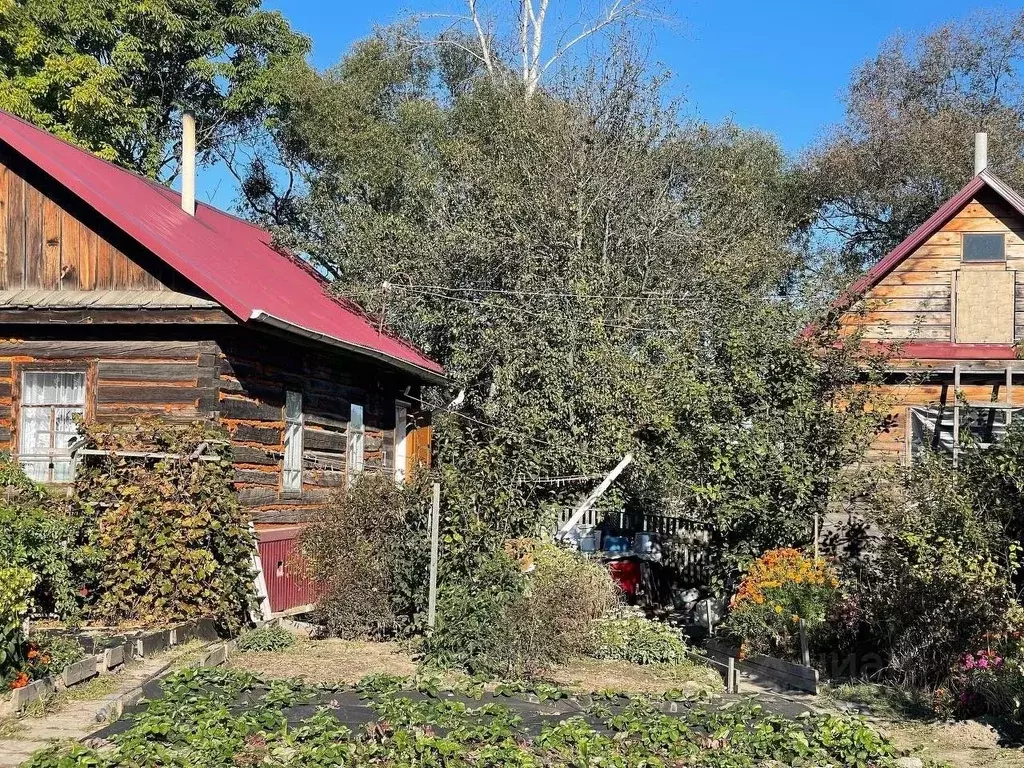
[0,339,218,452]
[841,189,1024,342]
[215,329,421,524]
[0,148,197,293]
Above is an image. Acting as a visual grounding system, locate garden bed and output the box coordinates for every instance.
[24,666,908,767]
[2,619,220,716]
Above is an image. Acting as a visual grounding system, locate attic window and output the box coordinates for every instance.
[962,233,1005,262]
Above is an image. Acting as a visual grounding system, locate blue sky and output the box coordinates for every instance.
[197,0,1012,208]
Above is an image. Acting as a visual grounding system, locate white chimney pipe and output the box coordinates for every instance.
[974,132,988,176]
[181,113,196,216]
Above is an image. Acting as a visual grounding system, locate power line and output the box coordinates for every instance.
[393,283,698,303]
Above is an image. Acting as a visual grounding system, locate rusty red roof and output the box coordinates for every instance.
[841,169,1024,303]
[0,110,444,381]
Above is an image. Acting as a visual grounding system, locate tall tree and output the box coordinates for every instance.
[258,31,881,586]
[802,10,1024,271]
[0,0,309,181]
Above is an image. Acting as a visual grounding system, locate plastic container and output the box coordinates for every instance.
[603,535,631,553]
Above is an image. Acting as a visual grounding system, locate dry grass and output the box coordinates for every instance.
[228,638,418,684]
[544,657,723,696]
[884,720,1024,768]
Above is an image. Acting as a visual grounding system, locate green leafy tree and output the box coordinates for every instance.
[803,9,1024,270]
[255,29,883,590]
[0,0,309,180]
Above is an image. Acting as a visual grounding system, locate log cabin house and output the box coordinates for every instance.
[0,111,444,612]
[838,134,1023,466]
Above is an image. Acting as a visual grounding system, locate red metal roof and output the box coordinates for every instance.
[0,110,444,380]
[840,169,1024,305]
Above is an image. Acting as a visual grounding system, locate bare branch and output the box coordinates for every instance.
[467,0,496,75]
[540,0,645,75]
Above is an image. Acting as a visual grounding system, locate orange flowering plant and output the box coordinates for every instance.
[723,548,842,660]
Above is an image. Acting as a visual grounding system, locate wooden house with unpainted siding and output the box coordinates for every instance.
[0,110,443,591]
[837,156,1024,465]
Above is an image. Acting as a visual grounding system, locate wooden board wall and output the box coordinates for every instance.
[215,329,425,523]
[0,339,219,452]
[0,148,194,293]
[841,189,1024,342]
[0,328,430,523]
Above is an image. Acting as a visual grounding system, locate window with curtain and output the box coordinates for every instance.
[394,401,408,484]
[347,403,364,482]
[908,404,1023,463]
[282,390,303,493]
[19,371,86,483]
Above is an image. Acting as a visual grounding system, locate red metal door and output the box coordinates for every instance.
[257,527,318,614]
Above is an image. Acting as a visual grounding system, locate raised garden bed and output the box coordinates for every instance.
[2,619,221,716]
[705,638,819,694]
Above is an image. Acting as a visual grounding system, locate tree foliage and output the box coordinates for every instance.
[803,9,1024,270]
[259,29,883,590]
[0,0,309,180]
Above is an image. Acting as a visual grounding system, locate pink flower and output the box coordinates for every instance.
[978,657,989,669]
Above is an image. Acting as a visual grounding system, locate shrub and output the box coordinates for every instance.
[300,473,429,639]
[0,455,89,620]
[235,625,297,653]
[424,543,618,677]
[723,548,840,660]
[0,566,35,687]
[858,451,1018,687]
[589,610,689,665]
[73,419,255,635]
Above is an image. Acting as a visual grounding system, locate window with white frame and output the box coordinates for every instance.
[908,404,1023,463]
[282,391,303,493]
[394,401,409,484]
[18,371,86,483]
[347,403,365,482]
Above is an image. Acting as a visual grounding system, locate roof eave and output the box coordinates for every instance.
[249,310,449,386]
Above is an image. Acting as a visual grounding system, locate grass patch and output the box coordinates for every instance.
[19,675,121,719]
[227,638,417,684]
[546,656,723,696]
[822,681,935,721]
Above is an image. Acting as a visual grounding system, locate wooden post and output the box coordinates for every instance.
[557,453,633,540]
[427,482,441,629]
[798,618,810,667]
[953,364,961,468]
[705,599,713,635]
[727,656,737,694]
[813,513,820,561]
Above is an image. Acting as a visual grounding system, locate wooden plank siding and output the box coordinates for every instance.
[0,147,208,296]
[841,189,1023,342]
[214,328,424,523]
[0,327,431,524]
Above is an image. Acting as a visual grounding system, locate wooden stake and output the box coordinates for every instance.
[798,618,810,667]
[427,482,441,629]
[727,656,737,694]
[813,513,820,561]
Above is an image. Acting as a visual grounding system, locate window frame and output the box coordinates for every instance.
[16,367,88,484]
[394,400,409,484]
[347,403,365,484]
[281,390,304,495]
[961,232,1006,263]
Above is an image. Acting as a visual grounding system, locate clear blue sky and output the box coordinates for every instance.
[197,0,1012,208]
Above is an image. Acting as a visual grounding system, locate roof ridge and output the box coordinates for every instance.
[0,109,444,378]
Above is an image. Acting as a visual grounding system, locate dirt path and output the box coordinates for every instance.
[0,643,206,767]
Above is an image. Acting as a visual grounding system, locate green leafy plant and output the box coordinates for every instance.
[300,473,430,639]
[723,547,841,660]
[0,454,89,620]
[424,543,617,677]
[25,635,86,679]
[589,611,690,665]
[0,566,35,686]
[73,419,255,635]
[235,625,297,653]
[21,666,908,768]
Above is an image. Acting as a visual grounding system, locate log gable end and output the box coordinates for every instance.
[840,188,1024,345]
[0,146,210,299]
